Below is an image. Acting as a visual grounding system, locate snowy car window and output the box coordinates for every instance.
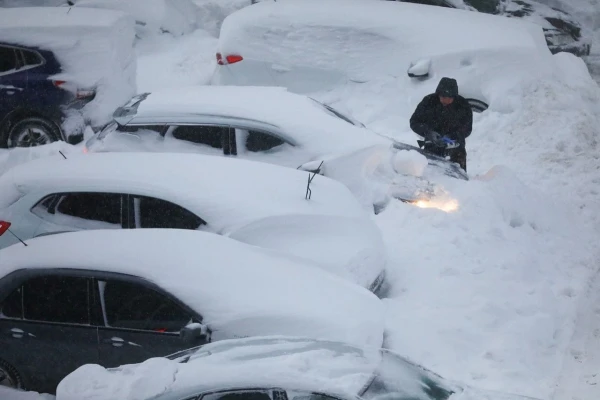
[172,125,231,149]
[21,49,43,67]
[100,280,192,332]
[133,196,206,230]
[244,130,286,152]
[53,192,123,228]
[0,286,23,319]
[21,276,90,325]
[202,390,274,400]
[0,46,18,73]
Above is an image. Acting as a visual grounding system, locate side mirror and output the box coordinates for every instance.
[180,322,209,344]
[407,58,432,79]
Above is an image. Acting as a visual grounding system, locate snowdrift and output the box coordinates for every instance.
[0,7,137,128]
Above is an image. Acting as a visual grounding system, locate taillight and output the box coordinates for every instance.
[53,80,66,88]
[216,52,243,65]
[0,221,11,237]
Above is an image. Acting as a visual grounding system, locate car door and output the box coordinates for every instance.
[0,272,99,393]
[164,124,236,156]
[94,277,208,368]
[0,45,28,119]
[31,192,128,237]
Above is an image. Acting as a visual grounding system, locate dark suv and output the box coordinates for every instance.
[0,42,95,148]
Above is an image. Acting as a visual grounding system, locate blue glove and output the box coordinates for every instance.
[441,136,456,146]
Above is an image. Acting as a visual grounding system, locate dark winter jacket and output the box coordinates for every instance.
[409,78,473,146]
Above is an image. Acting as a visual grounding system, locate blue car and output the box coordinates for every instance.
[0,42,95,148]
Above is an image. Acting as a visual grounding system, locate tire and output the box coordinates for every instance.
[0,358,24,390]
[466,98,488,113]
[5,117,61,148]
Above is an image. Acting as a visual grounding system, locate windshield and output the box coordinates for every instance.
[360,350,456,400]
[464,0,500,13]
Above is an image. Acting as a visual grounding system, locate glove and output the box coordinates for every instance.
[441,136,456,147]
[427,131,446,147]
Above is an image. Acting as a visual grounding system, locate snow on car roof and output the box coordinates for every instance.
[219,0,550,81]
[0,229,385,349]
[127,85,389,155]
[0,152,366,232]
[57,336,381,400]
[0,6,128,32]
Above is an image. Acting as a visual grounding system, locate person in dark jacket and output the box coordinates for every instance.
[409,77,472,172]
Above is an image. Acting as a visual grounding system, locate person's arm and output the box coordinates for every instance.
[410,97,432,137]
[458,100,473,139]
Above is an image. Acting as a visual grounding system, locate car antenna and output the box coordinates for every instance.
[305,161,324,200]
[7,229,28,247]
[59,151,67,159]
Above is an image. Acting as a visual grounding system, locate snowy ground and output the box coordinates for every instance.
[1,2,600,400]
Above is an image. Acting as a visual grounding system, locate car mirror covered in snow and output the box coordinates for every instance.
[180,322,209,345]
[407,58,432,79]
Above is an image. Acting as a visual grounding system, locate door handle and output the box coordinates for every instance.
[10,328,24,339]
[103,337,125,347]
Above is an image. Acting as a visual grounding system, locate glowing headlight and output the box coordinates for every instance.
[412,199,459,212]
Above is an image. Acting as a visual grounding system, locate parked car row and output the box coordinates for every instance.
[0,2,551,399]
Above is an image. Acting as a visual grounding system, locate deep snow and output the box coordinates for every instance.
[1,0,600,399]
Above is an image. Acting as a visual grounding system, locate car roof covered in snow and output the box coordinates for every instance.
[0,6,128,33]
[0,152,366,233]
[57,336,383,400]
[0,230,385,349]
[120,85,389,156]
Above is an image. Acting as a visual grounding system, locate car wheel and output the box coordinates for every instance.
[0,359,23,389]
[6,117,61,148]
[466,98,488,113]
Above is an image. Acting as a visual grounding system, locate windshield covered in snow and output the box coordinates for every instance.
[310,98,364,128]
[361,350,455,400]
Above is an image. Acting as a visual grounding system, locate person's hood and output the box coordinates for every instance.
[436,77,459,98]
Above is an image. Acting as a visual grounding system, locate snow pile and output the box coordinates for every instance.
[377,165,596,398]
[134,29,218,92]
[74,0,201,37]
[0,7,137,127]
[0,141,80,179]
[392,149,428,177]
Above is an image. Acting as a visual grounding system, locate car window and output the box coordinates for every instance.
[0,46,18,73]
[202,390,274,400]
[117,125,165,134]
[3,276,90,324]
[172,125,229,149]
[463,0,499,13]
[0,286,23,319]
[35,192,124,229]
[242,130,286,152]
[100,279,192,332]
[287,391,344,400]
[133,196,206,230]
[21,49,43,67]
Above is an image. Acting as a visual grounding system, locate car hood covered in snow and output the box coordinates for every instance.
[0,230,386,348]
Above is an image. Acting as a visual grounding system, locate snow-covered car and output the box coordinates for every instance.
[0,151,386,292]
[0,7,137,142]
[387,0,592,56]
[213,0,550,101]
[0,230,385,393]
[84,86,467,212]
[56,336,542,400]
